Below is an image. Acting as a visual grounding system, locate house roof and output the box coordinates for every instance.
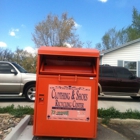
[101,38,140,55]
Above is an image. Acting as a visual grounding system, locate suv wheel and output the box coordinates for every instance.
[25,84,36,102]
[98,87,100,95]
[131,96,140,100]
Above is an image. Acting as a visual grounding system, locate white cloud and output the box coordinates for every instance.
[21,24,26,28]
[24,46,37,55]
[98,0,108,3]
[63,42,73,48]
[9,28,19,37]
[9,31,15,36]
[0,42,7,47]
[15,29,19,32]
[74,22,81,28]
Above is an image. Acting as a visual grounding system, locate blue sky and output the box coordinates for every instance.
[0,0,140,52]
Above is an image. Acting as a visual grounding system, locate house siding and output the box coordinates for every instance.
[102,41,140,66]
[138,61,140,77]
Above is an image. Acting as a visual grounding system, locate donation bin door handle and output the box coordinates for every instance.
[58,75,77,82]
[39,94,44,104]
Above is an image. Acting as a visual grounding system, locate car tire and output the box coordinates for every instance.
[25,84,36,102]
[98,87,100,95]
[131,96,140,100]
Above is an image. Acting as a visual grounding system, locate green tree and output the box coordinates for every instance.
[96,7,140,51]
[96,28,121,50]
[126,7,140,41]
[13,48,36,73]
[0,48,14,61]
[0,47,36,73]
[132,7,140,31]
[117,28,128,45]
[95,43,102,50]
[32,13,83,48]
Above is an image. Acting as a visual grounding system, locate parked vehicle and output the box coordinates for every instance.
[98,65,140,99]
[0,61,36,101]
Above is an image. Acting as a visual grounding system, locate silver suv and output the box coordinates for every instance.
[0,61,36,101]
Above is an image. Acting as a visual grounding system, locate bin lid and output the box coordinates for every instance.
[38,46,99,57]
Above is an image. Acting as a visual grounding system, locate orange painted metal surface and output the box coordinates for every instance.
[33,47,99,138]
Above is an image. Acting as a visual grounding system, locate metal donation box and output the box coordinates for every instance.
[33,47,99,139]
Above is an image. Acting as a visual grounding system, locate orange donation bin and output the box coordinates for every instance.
[33,47,99,139]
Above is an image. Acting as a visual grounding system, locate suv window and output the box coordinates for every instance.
[116,67,133,79]
[12,62,27,73]
[0,63,13,74]
[100,66,115,77]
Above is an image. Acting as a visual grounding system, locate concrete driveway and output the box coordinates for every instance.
[0,96,140,112]
[1,96,140,140]
[98,95,140,112]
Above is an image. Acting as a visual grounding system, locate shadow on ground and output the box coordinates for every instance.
[98,96,140,102]
[0,97,27,102]
[107,123,140,140]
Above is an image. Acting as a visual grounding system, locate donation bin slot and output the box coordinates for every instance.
[39,55,97,76]
[33,47,99,139]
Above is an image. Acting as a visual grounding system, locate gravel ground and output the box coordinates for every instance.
[0,114,23,140]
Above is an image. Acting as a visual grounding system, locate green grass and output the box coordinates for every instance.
[98,107,140,119]
[0,104,34,117]
[98,107,140,124]
[0,105,140,121]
